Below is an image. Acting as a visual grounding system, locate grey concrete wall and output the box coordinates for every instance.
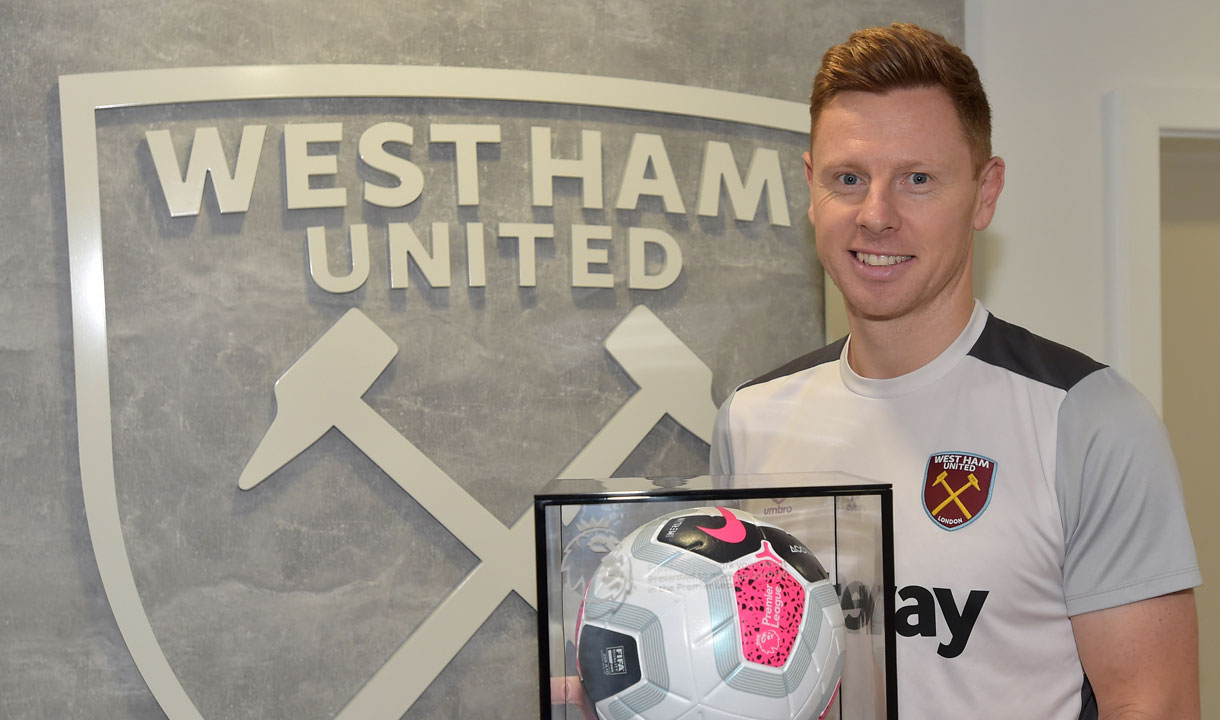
[1,2,961,719]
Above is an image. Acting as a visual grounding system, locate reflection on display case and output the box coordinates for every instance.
[535,473,896,720]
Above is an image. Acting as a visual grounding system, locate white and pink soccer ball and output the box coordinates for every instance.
[576,506,845,720]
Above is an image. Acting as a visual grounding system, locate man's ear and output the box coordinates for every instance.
[804,151,817,224]
[972,156,1005,231]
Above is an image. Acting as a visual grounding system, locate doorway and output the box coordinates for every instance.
[1160,135,1219,713]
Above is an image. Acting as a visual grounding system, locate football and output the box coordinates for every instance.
[576,506,845,720]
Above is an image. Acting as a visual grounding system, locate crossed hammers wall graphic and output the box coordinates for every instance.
[238,306,718,718]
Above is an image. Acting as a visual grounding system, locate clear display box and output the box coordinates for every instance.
[535,473,896,720]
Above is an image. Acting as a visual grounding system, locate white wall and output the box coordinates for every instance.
[965,0,1220,362]
[965,1,1219,707]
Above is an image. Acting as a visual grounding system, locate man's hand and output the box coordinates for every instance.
[550,675,597,720]
[1071,589,1199,720]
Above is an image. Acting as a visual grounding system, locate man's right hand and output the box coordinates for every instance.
[549,676,597,720]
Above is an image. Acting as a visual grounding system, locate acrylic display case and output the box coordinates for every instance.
[535,472,896,720]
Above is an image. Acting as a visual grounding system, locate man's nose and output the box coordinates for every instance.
[856,184,899,235]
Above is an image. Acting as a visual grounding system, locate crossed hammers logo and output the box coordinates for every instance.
[930,471,982,519]
[238,305,717,718]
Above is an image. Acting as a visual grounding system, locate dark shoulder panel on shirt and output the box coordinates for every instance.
[969,315,1107,391]
[739,336,848,391]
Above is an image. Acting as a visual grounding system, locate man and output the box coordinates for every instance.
[710,23,1201,720]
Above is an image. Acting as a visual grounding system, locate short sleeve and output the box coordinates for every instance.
[1056,368,1202,616]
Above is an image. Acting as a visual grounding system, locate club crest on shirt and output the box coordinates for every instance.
[922,451,996,531]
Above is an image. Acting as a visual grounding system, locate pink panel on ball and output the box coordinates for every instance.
[732,548,806,668]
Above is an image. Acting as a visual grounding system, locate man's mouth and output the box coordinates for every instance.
[853,251,913,267]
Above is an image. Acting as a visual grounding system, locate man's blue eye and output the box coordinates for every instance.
[911,172,930,184]
[841,173,860,185]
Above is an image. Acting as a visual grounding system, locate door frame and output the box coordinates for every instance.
[1103,86,1220,413]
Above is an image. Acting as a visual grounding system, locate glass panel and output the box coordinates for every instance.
[536,472,895,720]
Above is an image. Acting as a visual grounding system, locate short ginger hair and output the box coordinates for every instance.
[811,22,992,175]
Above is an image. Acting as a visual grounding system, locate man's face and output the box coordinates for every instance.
[805,86,1003,327]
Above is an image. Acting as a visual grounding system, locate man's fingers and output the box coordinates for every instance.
[549,676,597,720]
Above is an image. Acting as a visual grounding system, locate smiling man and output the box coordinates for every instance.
[710,23,1201,720]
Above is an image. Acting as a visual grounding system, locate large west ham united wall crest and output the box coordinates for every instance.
[61,66,822,718]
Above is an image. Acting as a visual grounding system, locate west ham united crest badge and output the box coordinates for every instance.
[923,451,997,531]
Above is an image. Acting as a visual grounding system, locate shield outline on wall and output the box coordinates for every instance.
[60,65,808,719]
